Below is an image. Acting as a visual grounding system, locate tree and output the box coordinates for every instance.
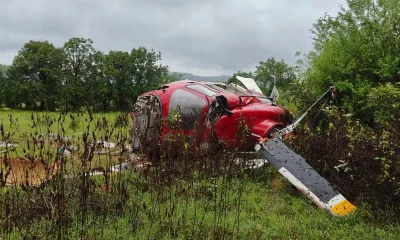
[84,51,110,111]
[254,57,296,95]
[105,50,133,110]
[367,82,400,126]
[6,40,65,110]
[129,47,169,101]
[0,65,6,106]
[160,72,184,85]
[105,47,169,111]
[303,0,400,123]
[62,37,101,111]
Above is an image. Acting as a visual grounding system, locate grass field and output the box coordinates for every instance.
[1,109,400,239]
[0,109,130,170]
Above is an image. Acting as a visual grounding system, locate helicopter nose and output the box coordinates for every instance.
[279,107,294,125]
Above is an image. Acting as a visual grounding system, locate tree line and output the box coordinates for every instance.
[0,38,182,112]
[0,0,399,127]
[0,34,298,113]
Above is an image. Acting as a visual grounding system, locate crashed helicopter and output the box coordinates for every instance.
[129,75,356,216]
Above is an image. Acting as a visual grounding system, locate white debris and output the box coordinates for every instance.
[0,142,18,148]
[110,162,133,172]
[97,141,116,148]
[63,149,72,155]
[234,157,266,169]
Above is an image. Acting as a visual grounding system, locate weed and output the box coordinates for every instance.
[0,110,399,239]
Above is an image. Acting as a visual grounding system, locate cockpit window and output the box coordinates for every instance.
[168,89,207,130]
[186,84,216,96]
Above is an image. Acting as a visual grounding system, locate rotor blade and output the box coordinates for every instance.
[255,139,356,216]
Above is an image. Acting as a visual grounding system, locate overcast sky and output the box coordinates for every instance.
[0,0,347,76]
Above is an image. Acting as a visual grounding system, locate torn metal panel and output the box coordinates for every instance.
[235,76,263,95]
[255,139,356,216]
[131,94,162,153]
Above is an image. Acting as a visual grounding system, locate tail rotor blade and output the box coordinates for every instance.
[255,139,356,216]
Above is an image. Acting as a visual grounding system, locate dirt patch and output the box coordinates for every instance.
[0,157,60,186]
[270,174,288,192]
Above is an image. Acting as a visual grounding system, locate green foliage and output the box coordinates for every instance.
[104,50,133,111]
[0,64,6,106]
[254,57,296,95]
[104,48,169,111]
[282,1,400,211]
[160,72,184,85]
[367,82,400,126]
[286,106,400,210]
[2,38,170,112]
[302,0,400,123]
[62,37,106,112]
[284,3,400,211]
[129,47,169,103]
[5,40,65,110]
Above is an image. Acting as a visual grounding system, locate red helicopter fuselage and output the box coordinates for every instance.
[130,80,293,156]
[129,79,357,217]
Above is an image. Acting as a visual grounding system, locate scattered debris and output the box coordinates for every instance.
[49,133,72,140]
[0,141,18,148]
[97,141,116,148]
[234,158,266,169]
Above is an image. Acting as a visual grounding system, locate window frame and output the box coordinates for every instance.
[185,84,217,97]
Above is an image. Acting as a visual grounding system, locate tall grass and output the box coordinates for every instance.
[286,106,400,221]
[0,110,399,239]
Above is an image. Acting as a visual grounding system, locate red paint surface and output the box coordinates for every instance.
[132,81,292,151]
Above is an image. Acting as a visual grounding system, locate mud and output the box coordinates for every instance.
[0,157,60,186]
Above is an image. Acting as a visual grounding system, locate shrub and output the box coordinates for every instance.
[286,106,400,215]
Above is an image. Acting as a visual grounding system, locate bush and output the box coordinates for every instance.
[286,106,400,215]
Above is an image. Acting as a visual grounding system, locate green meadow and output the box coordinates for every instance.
[0,109,399,239]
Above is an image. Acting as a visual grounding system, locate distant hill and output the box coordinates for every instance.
[171,72,231,83]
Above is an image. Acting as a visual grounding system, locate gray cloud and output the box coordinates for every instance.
[0,0,347,76]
